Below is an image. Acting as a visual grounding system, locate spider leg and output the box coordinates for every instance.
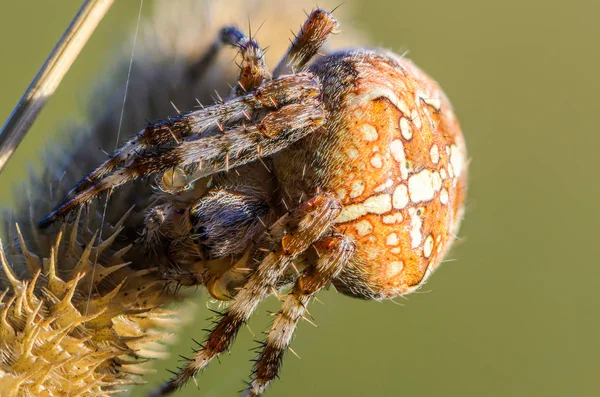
[149,193,342,396]
[273,9,339,77]
[190,25,270,95]
[218,26,270,95]
[39,73,323,228]
[246,234,355,397]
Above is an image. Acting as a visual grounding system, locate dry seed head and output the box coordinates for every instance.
[0,214,178,396]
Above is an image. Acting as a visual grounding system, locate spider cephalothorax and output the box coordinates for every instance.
[40,8,467,396]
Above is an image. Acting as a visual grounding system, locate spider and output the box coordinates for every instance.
[39,8,467,397]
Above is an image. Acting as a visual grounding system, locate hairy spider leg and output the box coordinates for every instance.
[39,73,323,228]
[161,26,271,193]
[40,8,341,228]
[218,26,270,95]
[246,234,355,397]
[42,100,324,227]
[149,193,342,396]
[189,24,270,95]
[273,9,339,77]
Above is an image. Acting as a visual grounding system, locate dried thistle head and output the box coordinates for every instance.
[0,0,363,395]
[0,225,176,396]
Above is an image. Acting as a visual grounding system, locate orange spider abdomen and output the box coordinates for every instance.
[312,50,467,298]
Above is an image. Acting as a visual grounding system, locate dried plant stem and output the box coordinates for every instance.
[0,0,115,173]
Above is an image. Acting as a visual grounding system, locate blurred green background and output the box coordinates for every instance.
[0,0,598,396]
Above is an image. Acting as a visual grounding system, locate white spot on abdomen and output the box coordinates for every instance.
[355,220,373,236]
[392,184,409,209]
[358,87,410,116]
[408,169,436,203]
[440,168,447,180]
[374,178,394,193]
[387,261,404,277]
[336,204,367,223]
[423,235,434,258]
[430,144,440,164]
[421,96,442,111]
[440,188,449,205]
[399,117,412,140]
[370,154,383,168]
[360,124,378,142]
[409,207,424,248]
[364,194,392,214]
[336,194,392,223]
[383,212,404,224]
[350,180,365,198]
[390,139,408,179]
